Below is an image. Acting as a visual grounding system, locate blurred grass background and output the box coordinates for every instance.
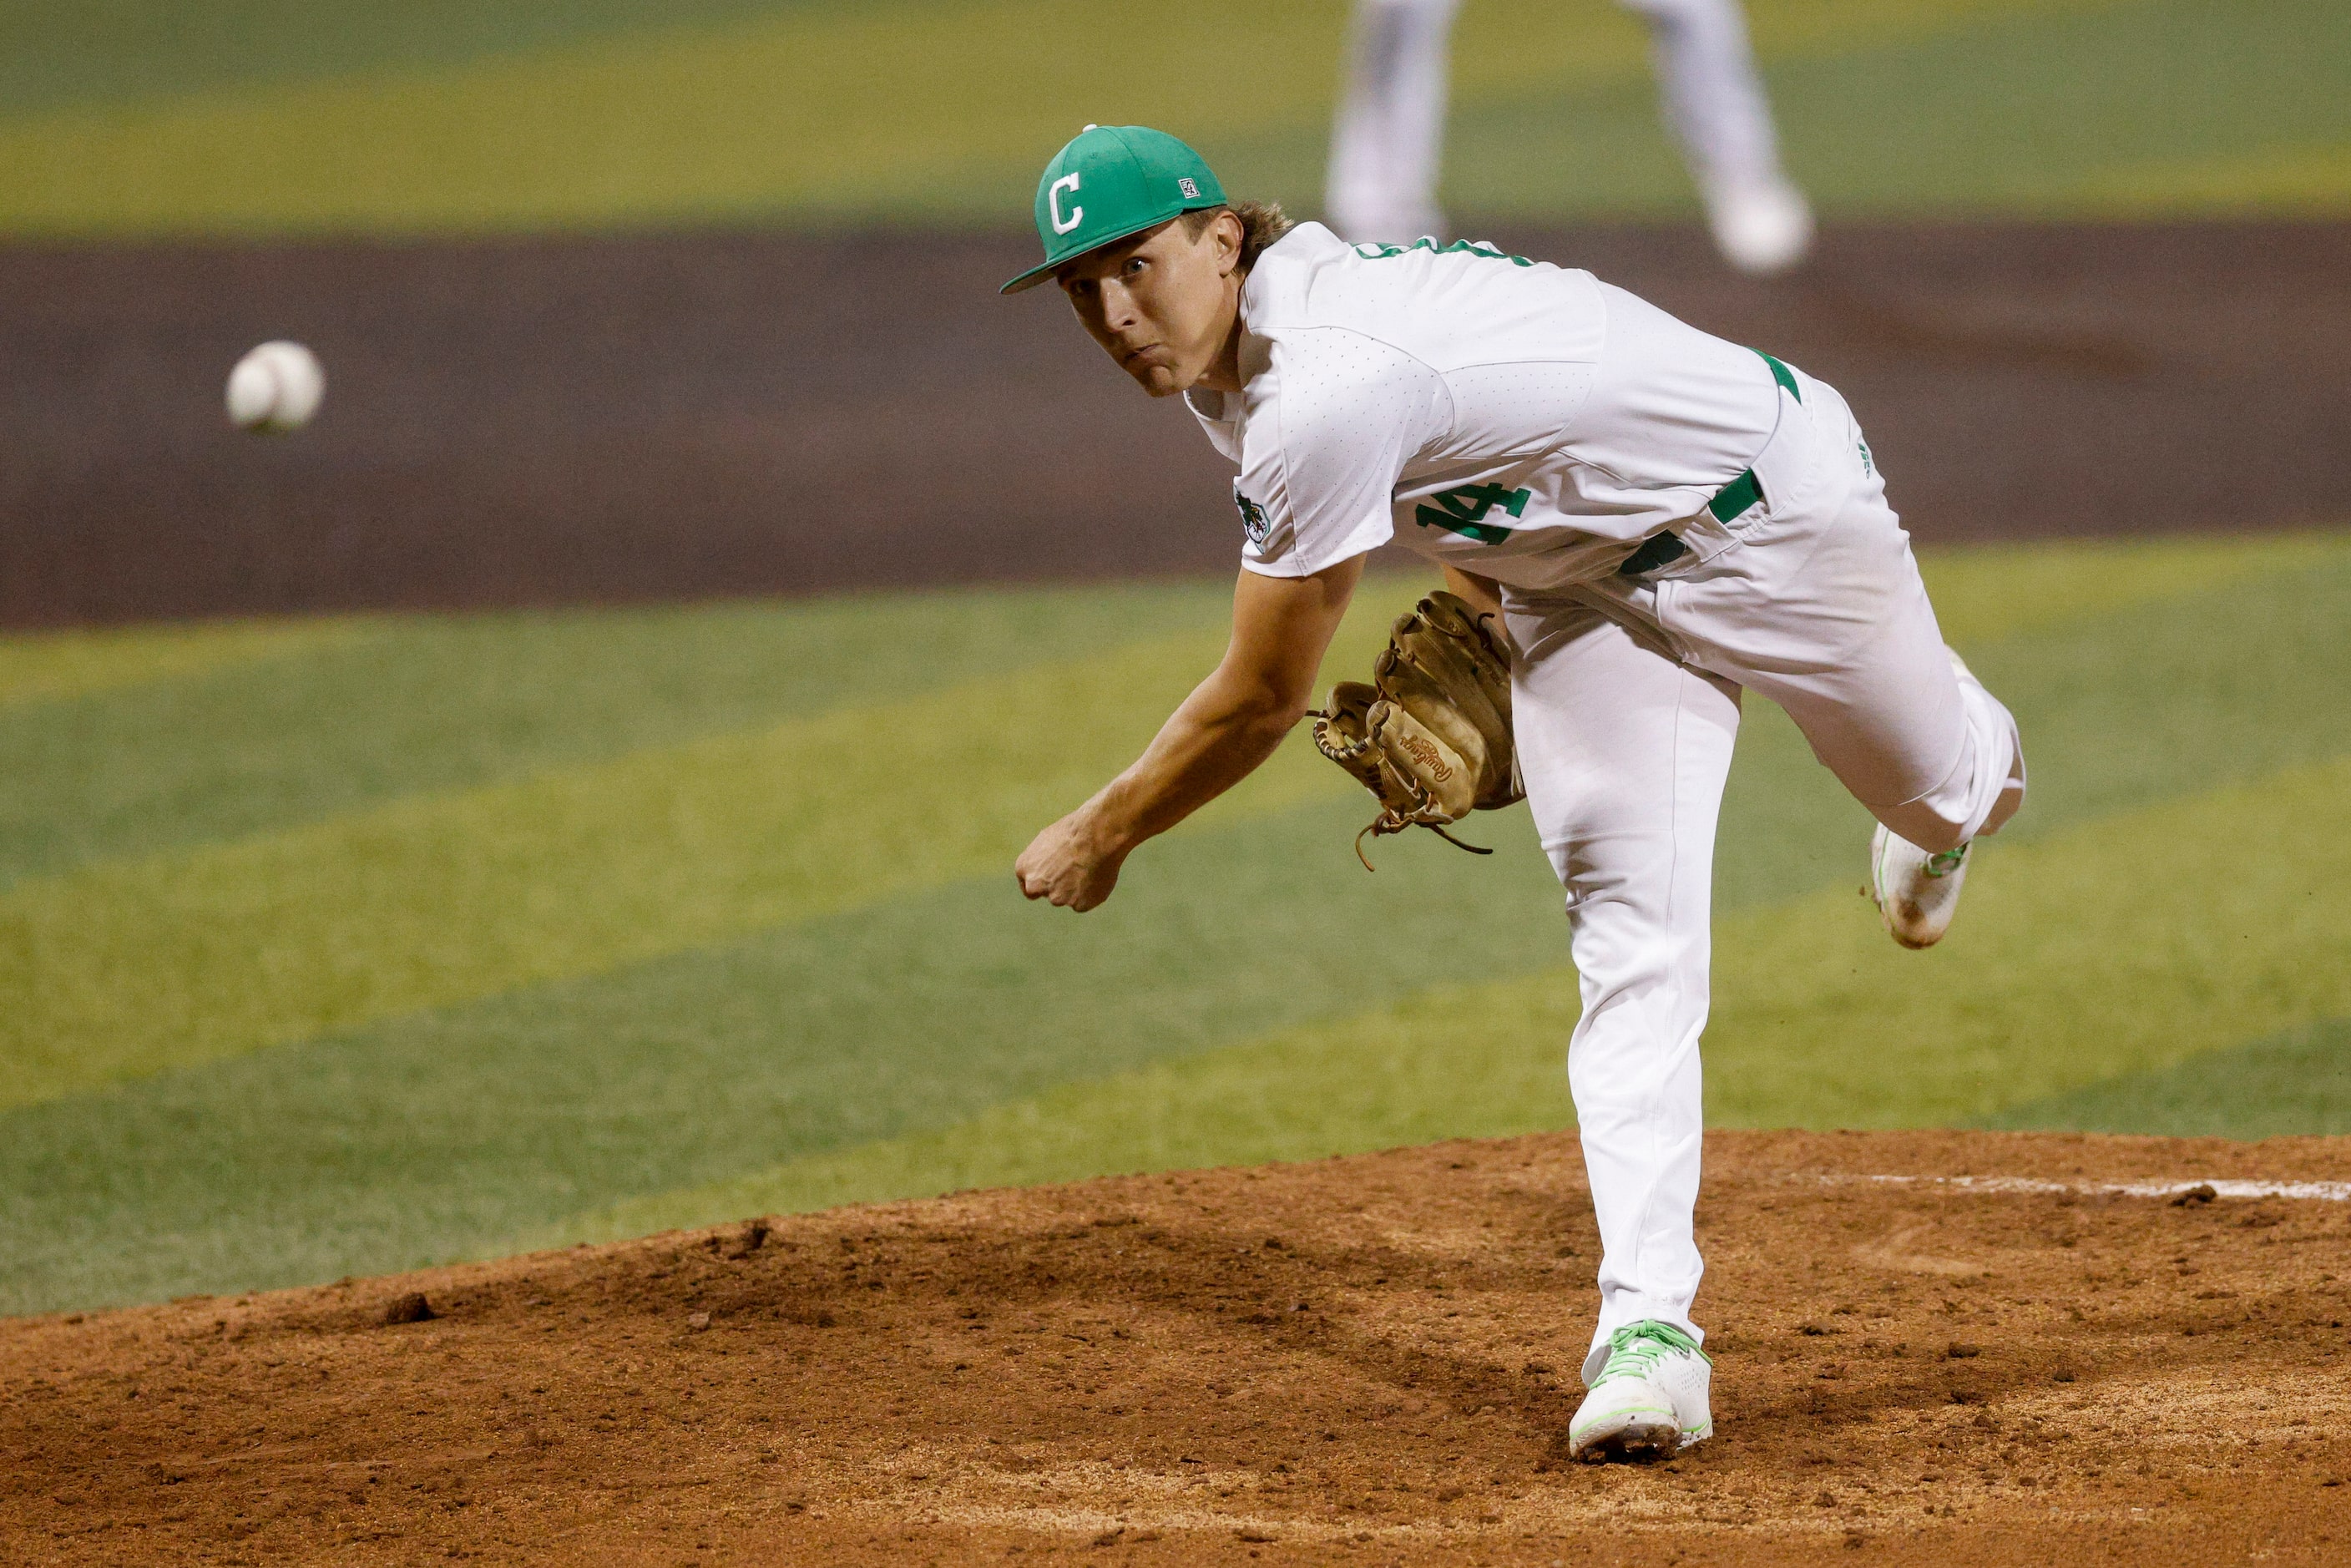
[3,535,2348,1313]
[0,0,2342,235]
[1,2,2343,1315]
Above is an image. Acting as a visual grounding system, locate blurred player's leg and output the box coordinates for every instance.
[1327,0,1464,244]
[1620,0,1813,274]
[1503,596,1742,1370]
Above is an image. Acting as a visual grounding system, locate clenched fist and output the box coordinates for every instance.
[1014,808,1129,912]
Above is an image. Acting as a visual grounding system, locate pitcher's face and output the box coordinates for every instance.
[1057,212,1244,397]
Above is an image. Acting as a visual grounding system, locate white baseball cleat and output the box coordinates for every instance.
[1567,1321,1713,1463]
[1705,177,1814,276]
[1870,823,1971,949]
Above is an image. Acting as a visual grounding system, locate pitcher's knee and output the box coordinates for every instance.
[1871,700,2024,852]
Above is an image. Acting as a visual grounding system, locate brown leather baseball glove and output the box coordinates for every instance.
[1311,590,1521,868]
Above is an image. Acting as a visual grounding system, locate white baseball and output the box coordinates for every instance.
[225,340,326,433]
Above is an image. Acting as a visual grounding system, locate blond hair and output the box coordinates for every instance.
[1181,200,1297,271]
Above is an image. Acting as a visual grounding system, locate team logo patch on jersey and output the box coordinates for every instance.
[1233,484,1272,546]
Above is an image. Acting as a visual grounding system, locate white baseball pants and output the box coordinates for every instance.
[1327,0,1795,243]
[1499,367,2025,1374]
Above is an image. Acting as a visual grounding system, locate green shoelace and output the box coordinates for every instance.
[1924,845,1969,878]
[1594,1321,1710,1383]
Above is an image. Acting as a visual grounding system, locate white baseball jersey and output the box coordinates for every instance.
[1183,221,1787,589]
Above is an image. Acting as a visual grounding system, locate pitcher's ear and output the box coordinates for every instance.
[1216,209,1246,274]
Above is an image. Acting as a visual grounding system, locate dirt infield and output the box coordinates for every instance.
[5,1130,2348,1565]
[3,220,2347,626]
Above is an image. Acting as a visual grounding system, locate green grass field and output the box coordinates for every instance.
[0,0,2342,235]
[2,532,2347,1316]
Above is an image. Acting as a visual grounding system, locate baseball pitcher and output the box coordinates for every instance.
[1328,0,1813,274]
[1007,126,2022,1462]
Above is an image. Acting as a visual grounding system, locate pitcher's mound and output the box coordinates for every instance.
[6,1130,2349,1565]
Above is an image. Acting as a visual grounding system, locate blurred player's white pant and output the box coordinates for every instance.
[1327,0,1465,244]
[1500,367,2025,1369]
[1328,0,1807,267]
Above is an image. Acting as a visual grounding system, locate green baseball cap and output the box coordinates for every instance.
[1000,124,1228,295]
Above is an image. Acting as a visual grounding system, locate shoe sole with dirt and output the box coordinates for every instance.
[1571,1413,1687,1463]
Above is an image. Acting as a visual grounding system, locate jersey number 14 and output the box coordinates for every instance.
[1414,483,1531,545]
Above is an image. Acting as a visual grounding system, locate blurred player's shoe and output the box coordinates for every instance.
[1705,177,1813,276]
[1870,824,1970,949]
[1327,200,1447,247]
[1567,1321,1713,1463]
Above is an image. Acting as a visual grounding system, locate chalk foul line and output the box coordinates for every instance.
[1805,1173,2351,1203]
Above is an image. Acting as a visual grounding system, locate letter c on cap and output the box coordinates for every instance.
[1049,173,1084,235]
